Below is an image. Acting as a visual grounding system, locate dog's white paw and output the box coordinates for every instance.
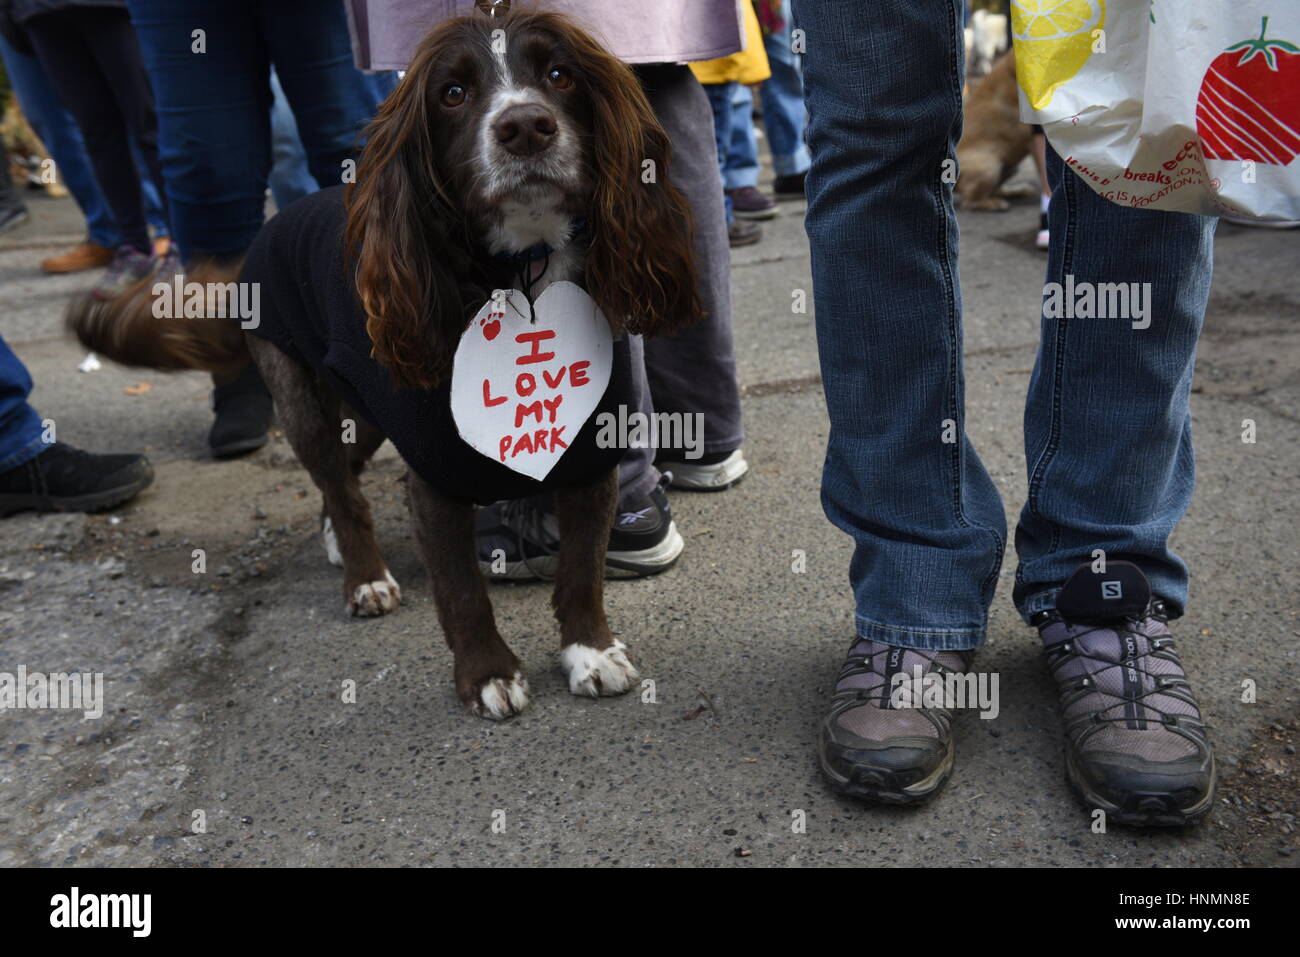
[322,517,343,567]
[470,671,530,720]
[348,570,401,617]
[561,640,639,697]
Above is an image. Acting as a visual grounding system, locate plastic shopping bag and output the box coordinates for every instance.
[1013,2,1300,220]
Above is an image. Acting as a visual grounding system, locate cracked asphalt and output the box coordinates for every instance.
[1,158,1296,867]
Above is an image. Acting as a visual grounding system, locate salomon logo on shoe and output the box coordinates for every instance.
[1101,580,1123,600]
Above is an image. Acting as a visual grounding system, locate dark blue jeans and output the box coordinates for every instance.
[126,0,396,260]
[0,337,46,473]
[793,0,1216,649]
[0,34,169,248]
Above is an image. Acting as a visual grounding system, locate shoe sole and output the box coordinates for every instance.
[480,521,685,582]
[210,434,269,459]
[1064,749,1216,827]
[733,208,779,221]
[817,734,955,805]
[660,454,749,492]
[0,471,153,517]
[729,232,762,248]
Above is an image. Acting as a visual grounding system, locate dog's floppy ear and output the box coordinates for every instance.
[576,37,703,337]
[345,52,467,391]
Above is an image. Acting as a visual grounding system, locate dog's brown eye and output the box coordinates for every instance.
[442,84,467,106]
[546,67,573,90]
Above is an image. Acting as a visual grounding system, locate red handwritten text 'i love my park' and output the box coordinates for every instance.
[480,322,593,463]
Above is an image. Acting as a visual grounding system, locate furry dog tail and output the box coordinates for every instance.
[68,261,251,375]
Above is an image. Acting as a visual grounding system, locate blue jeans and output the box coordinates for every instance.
[793,0,1216,649]
[127,0,396,260]
[267,69,319,211]
[759,0,810,177]
[0,33,167,247]
[0,337,46,473]
[703,81,755,222]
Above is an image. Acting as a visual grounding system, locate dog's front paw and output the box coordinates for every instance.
[468,671,530,720]
[348,571,401,617]
[561,640,639,697]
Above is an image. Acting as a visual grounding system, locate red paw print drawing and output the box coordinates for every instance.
[480,312,502,341]
[1196,17,1300,166]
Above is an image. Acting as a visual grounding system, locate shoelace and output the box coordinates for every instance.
[495,497,559,581]
[834,644,965,711]
[1044,615,1200,733]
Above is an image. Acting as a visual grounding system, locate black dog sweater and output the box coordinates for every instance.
[237,186,631,505]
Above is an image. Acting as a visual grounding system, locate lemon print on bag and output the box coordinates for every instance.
[1012,0,1106,110]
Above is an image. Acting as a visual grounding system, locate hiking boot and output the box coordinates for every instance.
[93,245,153,300]
[818,638,972,804]
[209,362,273,458]
[656,447,748,491]
[0,442,153,516]
[477,473,684,580]
[726,185,778,220]
[42,241,114,274]
[1033,561,1216,826]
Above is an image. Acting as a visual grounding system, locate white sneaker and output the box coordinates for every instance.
[658,448,749,492]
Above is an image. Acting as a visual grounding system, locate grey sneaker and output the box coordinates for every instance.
[818,638,972,804]
[656,448,748,491]
[93,245,153,300]
[1034,561,1216,827]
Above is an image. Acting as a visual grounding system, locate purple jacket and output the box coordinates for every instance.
[346,0,744,70]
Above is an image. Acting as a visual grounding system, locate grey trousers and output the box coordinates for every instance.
[618,64,745,504]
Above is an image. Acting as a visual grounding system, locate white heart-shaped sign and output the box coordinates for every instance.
[450,281,613,481]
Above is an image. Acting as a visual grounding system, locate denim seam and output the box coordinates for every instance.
[939,0,1004,609]
[1019,156,1078,597]
[854,613,983,651]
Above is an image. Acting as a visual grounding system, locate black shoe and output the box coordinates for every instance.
[818,638,972,804]
[1034,561,1216,826]
[476,473,684,581]
[209,362,272,458]
[0,442,153,516]
[772,171,807,199]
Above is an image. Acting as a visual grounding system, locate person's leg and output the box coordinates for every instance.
[702,80,737,225]
[725,83,761,191]
[798,0,1004,649]
[75,7,171,242]
[1018,146,1218,824]
[127,0,272,261]
[759,1,811,181]
[267,69,320,210]
[637,65,747,488]
[0,34,120,250]
[1013,144,1217,621]
[258,0,393,191]
[0,337,45,474]
[24,11,151,252]
[797,0,1003,804]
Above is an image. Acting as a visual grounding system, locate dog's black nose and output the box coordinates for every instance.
[493,103,558,156]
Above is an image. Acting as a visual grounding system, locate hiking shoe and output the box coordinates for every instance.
[209,362,273,458]
[656,447,748,491]
[42,241,114,274]
[0,442,153,516]
[1033,561,1216,827]
[818,638,972,804]
[728,219,763,247]
[726,186,778,220]
[93,245,153,300]
[772,171,807,199]
[477,473,684,581]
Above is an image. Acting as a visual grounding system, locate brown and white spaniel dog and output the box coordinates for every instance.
[71,9,701,719]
